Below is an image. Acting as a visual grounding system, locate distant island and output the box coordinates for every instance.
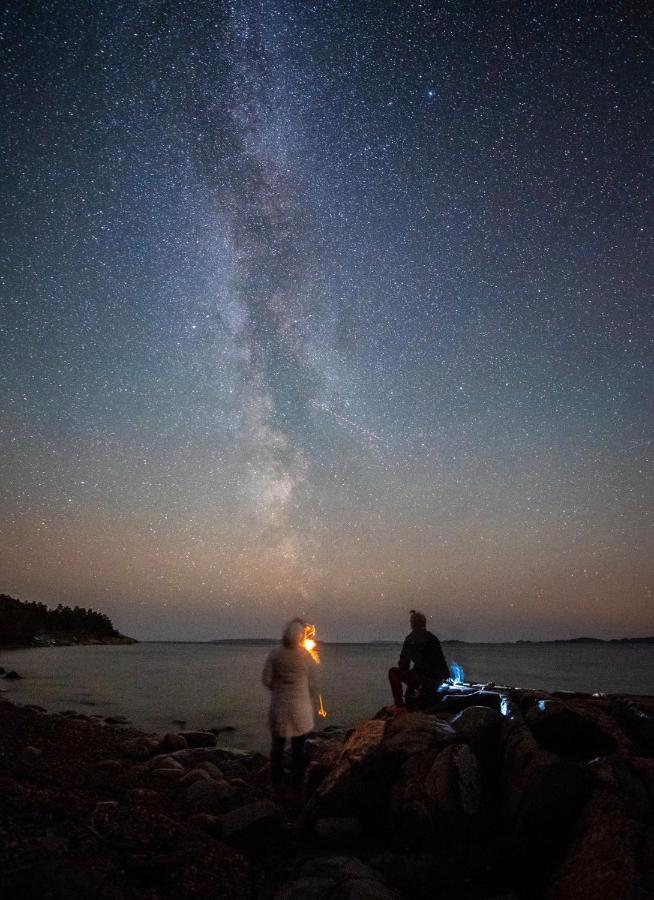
[0,593,137,647]
[210,636,654,645]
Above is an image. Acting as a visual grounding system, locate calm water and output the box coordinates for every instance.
[2,641,652,752]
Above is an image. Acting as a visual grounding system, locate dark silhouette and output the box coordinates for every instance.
[0,593,120,645]
[388,609,450,706]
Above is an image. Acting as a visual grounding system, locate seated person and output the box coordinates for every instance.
[388,609,450,707]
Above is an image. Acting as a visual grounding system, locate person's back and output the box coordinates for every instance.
[400,627,449,681]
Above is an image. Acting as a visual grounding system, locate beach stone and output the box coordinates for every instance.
[4,670,22,680]
[152,767,185,779]
[217,800,280,841]
[121,737,158,761]
[178,730,218,748]
[196,760,224,779]
[126,788,160,805]
[186,777,235,810]
[180,767,213,786]
[314,817,362,846]
[151,755,184,771]
[275,877,335,900]
[159,732,188,753]
[95,758,122,771]
[189,812,222,834]
[19,745,43,763]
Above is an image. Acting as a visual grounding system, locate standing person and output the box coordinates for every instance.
[388,609,450,707]
[262,618,318,789]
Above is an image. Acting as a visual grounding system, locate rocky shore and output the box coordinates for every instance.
[1,682,653,899]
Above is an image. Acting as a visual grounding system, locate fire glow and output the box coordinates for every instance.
[302,623,328,717]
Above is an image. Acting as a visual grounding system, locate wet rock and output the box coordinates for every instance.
[126,788,160,805]
[314,817,362,847]
[178,730,218,748]
[121,737,158,761]
[4,670,22,680]
[159,732,188,753]
[217,800,280,841]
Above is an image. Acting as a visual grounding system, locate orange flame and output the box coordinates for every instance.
[318,694,328,718]
[302,623,320,663]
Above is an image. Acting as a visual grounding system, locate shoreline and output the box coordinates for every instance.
[2,683,653,898]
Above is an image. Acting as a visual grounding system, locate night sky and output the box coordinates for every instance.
[1,1,652,641]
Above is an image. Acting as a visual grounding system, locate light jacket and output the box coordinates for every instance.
[262,642,318,738]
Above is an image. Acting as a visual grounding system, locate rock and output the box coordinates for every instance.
[524,698,620,760]
[196,760,224,779]
[217,800,280,841]
[121,737,158,761]
[544,787,640,900]
[275,877,336,900]
[337,880,399,899]
[159,732,188,753]
[19,745,43,763]
[95,759,122,771]
[501,713,594,887]
[150,755,184,771]
[0,666,5,674]
[450,705,503,767]
[382,712,462,760]
[611,698,654,751]
[314,817,362,846]
[185,777,235,811]
[126,788,160,805]
[151,767,185,779]
[297,856,387,882]
[188,812,222,834]
[24,703,47,713]
[105,715,131,725]
[178,730,218,748]
[302,720,387,823]
[4,670,22,680]
[180,768,213,786]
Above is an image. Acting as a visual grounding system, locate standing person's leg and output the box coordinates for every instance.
[270,735,285,783]
[290,734,307,788]
[388,666,407,705]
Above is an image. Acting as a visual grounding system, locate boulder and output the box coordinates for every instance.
[105,715,131,725]
[180,768,213,786]
[302,720,387,823]
[95,759,122,771]
[19,745,43,764]
[121,737,158,761]
[150,755,184,771]
[285,858,399,900]
[275,877,335,900]
[545,787,640,900]
[196,760,224,779]
[151,767,185,780]
[185,777,235,810]
[611,698,654,751]
[126,789,160,805]
[159,732,188,753]
[188,812,221,834]
[4,670,22,680]
[217,800,280,841]
[178,730,218,748]
[450,705,503,768]
[314,817,362,847]
[524,698,620,760]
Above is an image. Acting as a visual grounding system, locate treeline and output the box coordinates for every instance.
[0,593,119,644]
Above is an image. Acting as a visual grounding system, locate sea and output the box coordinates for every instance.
[1,641,652,753]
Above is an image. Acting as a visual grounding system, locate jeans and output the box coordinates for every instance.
[270,733,307,786]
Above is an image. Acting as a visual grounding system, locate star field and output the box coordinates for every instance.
[0,1,652,641]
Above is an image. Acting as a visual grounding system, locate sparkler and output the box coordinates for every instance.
[302,623,328,717]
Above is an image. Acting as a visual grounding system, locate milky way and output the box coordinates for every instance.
[0,1,652,640]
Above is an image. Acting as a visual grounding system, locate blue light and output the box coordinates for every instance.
[449,661,465,684]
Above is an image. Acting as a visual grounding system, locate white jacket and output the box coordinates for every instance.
[262,644,318,738]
